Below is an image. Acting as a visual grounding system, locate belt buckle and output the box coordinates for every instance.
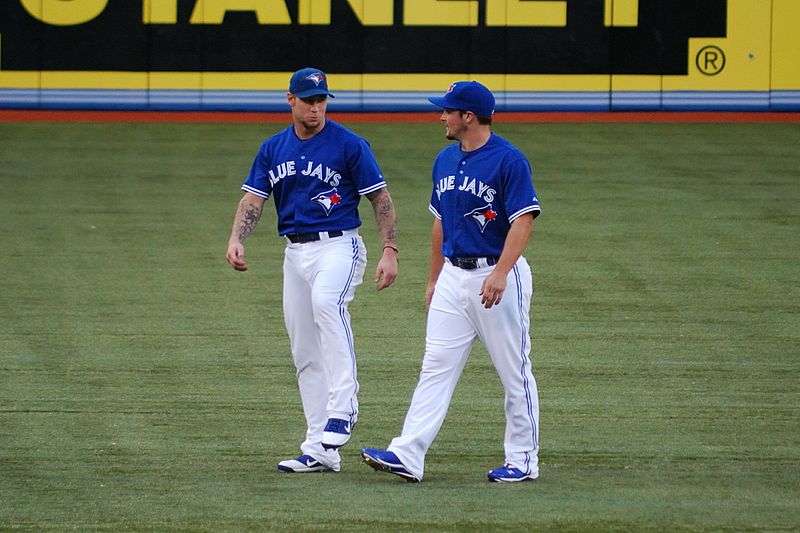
[286,233,317,243]
[458,258,478,269]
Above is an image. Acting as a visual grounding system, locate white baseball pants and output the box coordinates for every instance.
[282,230,366,466]
[388,257,540,480]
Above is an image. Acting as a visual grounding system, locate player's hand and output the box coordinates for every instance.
[374,247,398,290]
[479,270,507,309]
[226,241,248,272]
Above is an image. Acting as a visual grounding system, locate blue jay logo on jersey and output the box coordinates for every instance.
[465,204,498,233]
[312,188,342,216]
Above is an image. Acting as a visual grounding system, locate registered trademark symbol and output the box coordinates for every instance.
[696,45,726,76]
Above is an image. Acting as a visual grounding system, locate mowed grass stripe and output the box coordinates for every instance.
[1,121,798,530]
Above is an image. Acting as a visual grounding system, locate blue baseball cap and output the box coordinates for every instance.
[428,81,495,117]
[289,67,335,99]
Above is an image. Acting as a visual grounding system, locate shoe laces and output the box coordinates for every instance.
[501,464,522,475]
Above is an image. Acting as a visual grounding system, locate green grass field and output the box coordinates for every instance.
[1,119,798,531]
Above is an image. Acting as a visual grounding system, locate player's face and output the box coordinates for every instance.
[441,108,468,140]
[289,94,328,136]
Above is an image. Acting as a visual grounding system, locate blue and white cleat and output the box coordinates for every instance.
[361,448,420,483]
[277,454,340,473]
[322,418,353,449]
[487,464,538,483]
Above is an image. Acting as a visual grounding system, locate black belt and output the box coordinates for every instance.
[449,257,499,270]
[285,231,343,243]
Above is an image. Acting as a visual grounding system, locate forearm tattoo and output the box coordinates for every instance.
[368,189,397,245]
[236,200,262,242]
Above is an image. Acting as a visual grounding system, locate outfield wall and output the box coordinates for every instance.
[1,0,798,112]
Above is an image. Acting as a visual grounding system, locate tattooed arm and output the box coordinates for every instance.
[365,187,399,290]
[226,192,266,272]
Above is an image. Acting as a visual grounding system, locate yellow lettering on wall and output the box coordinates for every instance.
[20,0,108,26]
[486,0,566,27]
[604,0,638,27]
[404,0,478,27]
[773,0,800,88]
[190,0,291,24]
[298,0,393,25]
[143,0,178,24]
[298,0,329,24]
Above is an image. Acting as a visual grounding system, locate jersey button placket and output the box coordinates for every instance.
[455,152,468,309]
[452,159,468,253]
[296,154,307,232]
[456,160,466,191]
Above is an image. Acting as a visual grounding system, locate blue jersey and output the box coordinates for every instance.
[242,120,386,235]
[429,133,540,258]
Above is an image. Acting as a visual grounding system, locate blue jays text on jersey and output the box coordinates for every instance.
[435,174,496,203]
[266,159,342,188]
[429,133,540,259]
[242,120,386,235]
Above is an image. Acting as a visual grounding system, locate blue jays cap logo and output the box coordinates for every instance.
[465,204,498,233]
[428,80,495,117]
[289,67,335,98]
[312,188,342,215]
[305,72,324,86]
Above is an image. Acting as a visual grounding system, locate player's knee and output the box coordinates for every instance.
[311,294,346,323]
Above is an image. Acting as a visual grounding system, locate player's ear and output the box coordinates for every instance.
[287,92,295,106]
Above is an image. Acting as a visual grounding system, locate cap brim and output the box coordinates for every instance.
[427,96,449,109]
[294,89,335,99]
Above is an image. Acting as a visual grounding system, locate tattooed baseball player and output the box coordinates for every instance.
[226,67,399,474]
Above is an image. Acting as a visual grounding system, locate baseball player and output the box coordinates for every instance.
[361,81,540,483]
[226,67,399,474]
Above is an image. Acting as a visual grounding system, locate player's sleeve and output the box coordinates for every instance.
[241,144,272,199]
[428,155,444,219]
[502,156,541,222]
[428,185,442,220]
[348,138,387,195]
